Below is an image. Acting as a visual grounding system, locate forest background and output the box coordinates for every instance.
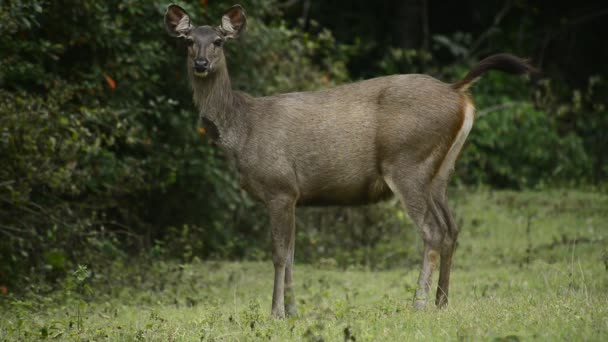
[1,0,606,290]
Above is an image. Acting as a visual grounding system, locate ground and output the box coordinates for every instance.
[1,189,607,341]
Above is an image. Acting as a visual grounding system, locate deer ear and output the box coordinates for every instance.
[165,4,193,37]
[218,5,246,39]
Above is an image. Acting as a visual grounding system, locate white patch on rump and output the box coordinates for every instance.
[436,99,475,180]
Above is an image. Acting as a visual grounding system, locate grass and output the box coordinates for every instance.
[1,189,607,341]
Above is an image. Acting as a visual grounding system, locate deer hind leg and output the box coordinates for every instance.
[384,164,445,310]
[433,98,473,307]
[432,184,459,308]
[384,96,472,310]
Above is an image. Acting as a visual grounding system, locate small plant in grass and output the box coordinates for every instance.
[303,321,326,342]
[64,265,92,332]
[8,300,32,339]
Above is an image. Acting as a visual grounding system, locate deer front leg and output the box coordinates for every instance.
[284,226,297,316]
[267,195,296,318]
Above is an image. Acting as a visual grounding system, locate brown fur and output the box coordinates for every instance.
[164,4,535,318]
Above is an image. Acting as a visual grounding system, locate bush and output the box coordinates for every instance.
[458,98,591,188]
[1,0,606,290]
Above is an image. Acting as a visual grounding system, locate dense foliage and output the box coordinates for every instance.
[1,0,606,288]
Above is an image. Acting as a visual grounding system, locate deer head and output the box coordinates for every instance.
[164,4,246,78]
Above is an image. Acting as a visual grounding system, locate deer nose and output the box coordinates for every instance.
[194,59,209,72]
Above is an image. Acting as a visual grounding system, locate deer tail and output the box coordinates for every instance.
[452,53,537,91]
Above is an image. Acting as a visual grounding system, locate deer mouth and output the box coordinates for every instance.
[194,70,209,78]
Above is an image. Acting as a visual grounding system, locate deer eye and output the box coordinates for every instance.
[186,39,194,47]
[213,38,223,47]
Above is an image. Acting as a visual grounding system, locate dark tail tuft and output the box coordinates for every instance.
[452,53,537,91]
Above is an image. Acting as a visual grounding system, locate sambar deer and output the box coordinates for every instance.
[164,4,535,318]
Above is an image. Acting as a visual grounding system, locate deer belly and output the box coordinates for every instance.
[297,175,392,206]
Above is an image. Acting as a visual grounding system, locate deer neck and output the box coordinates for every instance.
[190,64,250,151]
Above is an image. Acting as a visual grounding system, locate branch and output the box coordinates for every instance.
[467,1,513,59]
[538,8,608,68]
[477,101,527,117]
[565,8,608,28]
[0,224,31,234]
[277,0,300,8]
[421,0,430,51]
[301,0,311,28]
[0,180,15,188]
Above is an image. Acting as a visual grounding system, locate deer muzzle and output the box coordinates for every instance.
[194,58,210,76]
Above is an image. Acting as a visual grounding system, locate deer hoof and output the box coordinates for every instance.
[414,299,427,310]
[285,304,298,318]
[435,296,448,308]
[271,308,285,319]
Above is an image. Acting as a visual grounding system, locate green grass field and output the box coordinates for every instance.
[1,189,607,341]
